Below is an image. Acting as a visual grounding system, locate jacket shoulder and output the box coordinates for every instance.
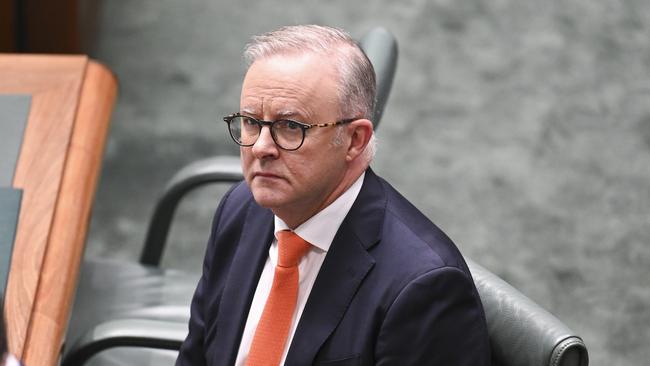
[374,175,471,274]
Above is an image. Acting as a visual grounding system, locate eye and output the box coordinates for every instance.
[285,120,301,130]
[242,116,257,126]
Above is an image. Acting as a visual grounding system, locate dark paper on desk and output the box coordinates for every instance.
[0,95,31,186]
[0,187,22,295]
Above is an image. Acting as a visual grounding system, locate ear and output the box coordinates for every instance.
[345,119,374,162]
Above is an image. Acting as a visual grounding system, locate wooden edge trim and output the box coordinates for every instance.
[22,60,118,366]
[5,54,89,359]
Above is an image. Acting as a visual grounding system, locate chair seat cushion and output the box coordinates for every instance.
[65,258,198,365]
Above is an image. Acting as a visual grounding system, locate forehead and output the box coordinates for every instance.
[240,54,341,118]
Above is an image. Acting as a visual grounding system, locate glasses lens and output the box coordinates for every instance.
[272,120,304,150]
[229,116,259,146]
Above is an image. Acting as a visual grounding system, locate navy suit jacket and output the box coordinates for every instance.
[176,169,490,365]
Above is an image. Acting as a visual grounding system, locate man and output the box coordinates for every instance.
[177,25,490,365]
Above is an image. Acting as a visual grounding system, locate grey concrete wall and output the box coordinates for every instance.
[85,1,650,364]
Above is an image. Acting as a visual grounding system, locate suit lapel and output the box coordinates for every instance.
[212,201,274,365]
[285,169,387,365]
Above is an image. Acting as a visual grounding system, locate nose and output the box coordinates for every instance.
[251,125,279,159]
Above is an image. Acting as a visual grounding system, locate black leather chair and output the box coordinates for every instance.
[63,28,588,366]
[467,259,588,366]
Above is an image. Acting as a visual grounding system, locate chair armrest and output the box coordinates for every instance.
[61,319,187,366]
[466,259,589,366]
[140,156,243,265]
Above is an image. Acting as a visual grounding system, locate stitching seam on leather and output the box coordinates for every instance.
[551,338,582,366]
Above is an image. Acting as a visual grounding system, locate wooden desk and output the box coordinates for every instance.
[0,55,117,365]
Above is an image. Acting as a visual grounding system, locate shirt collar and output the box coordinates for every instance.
[274,172,365,252]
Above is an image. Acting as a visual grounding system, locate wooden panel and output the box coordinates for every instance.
[0,55,117,365]
[0,55,87,91]
[21,0,80,53]
[1,55,87,359]
[23,61,117,366]
[0,0,98,53]
[0,0,16,51]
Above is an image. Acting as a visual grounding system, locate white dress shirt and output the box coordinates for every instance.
[235,172,365,365]
[3,354,21,366]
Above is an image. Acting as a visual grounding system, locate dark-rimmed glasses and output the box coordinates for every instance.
[223,113,356,151]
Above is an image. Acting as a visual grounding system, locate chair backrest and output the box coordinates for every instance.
[467,259,589,366]
[358,27,398,128]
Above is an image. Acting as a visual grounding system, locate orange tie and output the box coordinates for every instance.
[246,230,311,366]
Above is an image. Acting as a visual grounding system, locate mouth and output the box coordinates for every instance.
[253,172,283,180]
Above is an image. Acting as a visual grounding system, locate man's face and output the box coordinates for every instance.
[240,53,350,225]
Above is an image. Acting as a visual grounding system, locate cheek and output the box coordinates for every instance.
[240,150,254,177]
[240,149,250,164]
[295,152,340,183]
[283,154,308,179]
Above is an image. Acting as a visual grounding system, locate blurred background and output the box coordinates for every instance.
[3,0,649,365]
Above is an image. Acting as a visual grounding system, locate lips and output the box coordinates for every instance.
[253,171,283,180]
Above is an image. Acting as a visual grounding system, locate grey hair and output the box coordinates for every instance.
[244,25,377,121]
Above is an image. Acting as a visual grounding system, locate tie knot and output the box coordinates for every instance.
[276,230,311,267]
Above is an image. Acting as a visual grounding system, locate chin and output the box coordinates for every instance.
[250,188,285,209]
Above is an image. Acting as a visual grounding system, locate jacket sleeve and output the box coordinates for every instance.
[375,266,491,365]
[175,185,237,366]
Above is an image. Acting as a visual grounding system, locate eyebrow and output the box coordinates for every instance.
[239,109,307,121]
[275,110,301,119]
[240,107,258,116]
